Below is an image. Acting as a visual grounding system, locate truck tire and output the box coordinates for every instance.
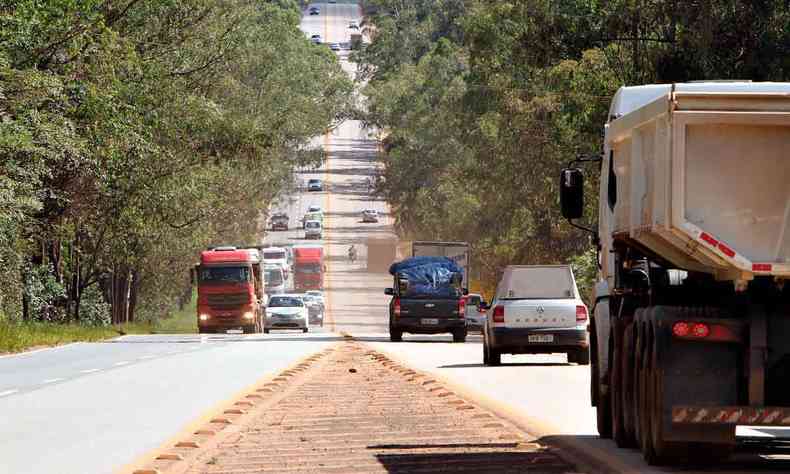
[264,328,270,334]
[590,323,612,439]
[484,340,501,366]
[612,323,637,448]
[389,329,403,342]
[243,324,256,334]
[452,328,467,343]
[571,348,590,365]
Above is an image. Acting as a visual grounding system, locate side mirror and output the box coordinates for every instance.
[560,168,584,220]
[384,288,394,296]
[397,278,409,294]
[191,265,200,285]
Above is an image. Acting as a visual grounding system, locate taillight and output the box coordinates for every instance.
[672,321,690,337]
[457,298,466,318]
[576,305,588,323]
[691,322,710,338]
[393,298,401,317]
[672,321,732,342]
[493,305,504,323]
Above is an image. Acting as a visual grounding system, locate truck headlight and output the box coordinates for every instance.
[199,314,210,321]
[243,312,255,320]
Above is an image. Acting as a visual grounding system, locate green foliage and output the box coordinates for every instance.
[359,0,790,291]
[0,1,351,325]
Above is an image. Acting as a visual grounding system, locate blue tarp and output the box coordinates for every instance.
[389,256,463,298]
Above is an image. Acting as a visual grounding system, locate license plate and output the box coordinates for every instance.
[528,334,554,343]
[421,318,439,325]
[226,329,243,334]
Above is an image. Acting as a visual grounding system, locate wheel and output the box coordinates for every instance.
[452,328,467,343]
[389,328,402,342]
[198,327,213,334]
[264,328,270,334]
[243,324,256,334]
[568,348,589,365]
[484,339,501,366]
[483,342,489,365]
[612,324,637,448]
[302,328,308,333]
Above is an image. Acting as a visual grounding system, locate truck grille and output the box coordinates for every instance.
[207,293,249,309]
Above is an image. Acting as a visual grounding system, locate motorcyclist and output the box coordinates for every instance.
[348,244,357,262]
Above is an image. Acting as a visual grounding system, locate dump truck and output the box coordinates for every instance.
[194,246,266,334]
[293,245,324,291]
[559,82,790,465]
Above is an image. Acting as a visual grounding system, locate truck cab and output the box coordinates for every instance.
[195,247,266,334]
[293,245,324,291]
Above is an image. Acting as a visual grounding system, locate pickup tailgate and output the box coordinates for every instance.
[501,299,577,329]
[400,299,459,319]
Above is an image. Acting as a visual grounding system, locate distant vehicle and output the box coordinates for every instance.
[262,247,290,279]
[482,265,589,366]
[304,220,322,239]
[293,245,324,291]
[307,178,323,191]
[308,7,319,15]
[305,290,324,305]
[301,205,323,228]
[348,21,359,29]
[302,294,324,326]
[361,209,379,223]
[270,213,288,231]
[265,294,309,333]
[310,34,322,44]
[329,42,341,51]
[264,264,286,295]
[386,256,467,343]
[307,205,322,213]
[350,33,363,50]
[464,293,485,332]
[194,247,265,334]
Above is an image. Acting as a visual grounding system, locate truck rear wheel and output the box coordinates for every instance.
[569,348,590,365]
[590,323,612,438]
[389,329,403,342]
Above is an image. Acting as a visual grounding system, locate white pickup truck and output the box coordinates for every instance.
[482,265,589,366]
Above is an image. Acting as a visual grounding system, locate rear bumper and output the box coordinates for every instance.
[393,316,465,334]
[265,318,307,329]
[672,406,790,426]
[491,326,588,353]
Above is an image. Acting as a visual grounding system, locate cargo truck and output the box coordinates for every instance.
[412,241,471,290]
[293,245,324,291]
[194,246,266,334]
[559,82,790,465]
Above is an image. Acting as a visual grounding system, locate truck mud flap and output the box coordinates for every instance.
[673,406,790,426]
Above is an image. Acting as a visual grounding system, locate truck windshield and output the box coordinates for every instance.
[497,267,574,299]
[265,269,283,286]
[200,266,251,283]
[264,251,286,260]
[296,263,322,273]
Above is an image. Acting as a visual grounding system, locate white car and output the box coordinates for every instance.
[464,293,485,332]
[482,265,590,366]
[304,220,322,239]
[361,209,379,223]
[262,247,290,279]
[265,294,309,333]
[305,290,324,305]
[307,205,322,214]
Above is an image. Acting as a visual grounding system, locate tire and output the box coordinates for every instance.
[484,339,501,366]
[574,348,590,365]
[198,327,212,334]
[302,328,308,333]
[243,324,256,334]
[389,328,403,342]
[483,342,489,365]
[591,326,612,439]
[264,328,270,334]
[452,328,467,343]
[612,323,637,448]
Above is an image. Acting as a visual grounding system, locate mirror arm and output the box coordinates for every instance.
[565,152,603,238]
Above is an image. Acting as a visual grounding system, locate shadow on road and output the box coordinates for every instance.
[373,448,563,473]
[439,362,569,369]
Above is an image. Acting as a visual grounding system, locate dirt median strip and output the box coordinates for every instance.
[126,341,586,474]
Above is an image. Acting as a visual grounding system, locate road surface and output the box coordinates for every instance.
[4,3,790,474]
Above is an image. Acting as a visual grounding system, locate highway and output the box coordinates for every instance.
[4,3,790,474]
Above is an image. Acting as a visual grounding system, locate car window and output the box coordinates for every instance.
[467,295,481,306]
[497,267,575,299]
[269,296,303,307]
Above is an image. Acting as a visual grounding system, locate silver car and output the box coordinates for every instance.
[464,293,486,332]
[302,294,324,327]
[361,209,378,223]
[304,220,322,239]
[265,295,309,333]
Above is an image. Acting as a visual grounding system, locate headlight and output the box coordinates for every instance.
[243,312,255,320]
[199,314,210,321]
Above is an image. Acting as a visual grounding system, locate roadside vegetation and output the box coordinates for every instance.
[0,0,352,347]
[357,0,790,301]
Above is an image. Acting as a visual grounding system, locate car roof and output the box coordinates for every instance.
[305,220,321,225]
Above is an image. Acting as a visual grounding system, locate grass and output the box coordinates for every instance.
[0,294,198,354]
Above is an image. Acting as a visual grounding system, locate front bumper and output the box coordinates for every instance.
[265,316,307,329]
[199,314,256,331]
[392,316,465,335]
[490,326,588,354]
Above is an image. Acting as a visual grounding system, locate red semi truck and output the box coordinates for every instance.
[194,246,265,334]
[293,245,324,291]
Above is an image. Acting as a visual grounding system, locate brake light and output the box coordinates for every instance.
[493,305,504,323]
[576,305,588,323]
[753,263,773,272]
[672,321,690,337]
[691,323,710,338]
[671,321,740,343]
[458,298,466,318]
[393,298,401,317]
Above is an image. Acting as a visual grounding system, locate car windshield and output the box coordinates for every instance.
[265,269,283,286]
[308,206,321,212]
[199,266,250,283]
[306,222,320,229]
[269,296,303,307]
[497,267,575,299]
[264,250,286,260]
[467,295,481,306]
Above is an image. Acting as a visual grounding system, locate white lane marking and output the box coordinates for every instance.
[81,368,101,374]
[0,389,19,397]
[42,378,64,384]
[138,355,155,360]
[114,361,130,366]
[0,342,84,359]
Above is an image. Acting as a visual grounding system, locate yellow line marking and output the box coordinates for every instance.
[322,131,335,332]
